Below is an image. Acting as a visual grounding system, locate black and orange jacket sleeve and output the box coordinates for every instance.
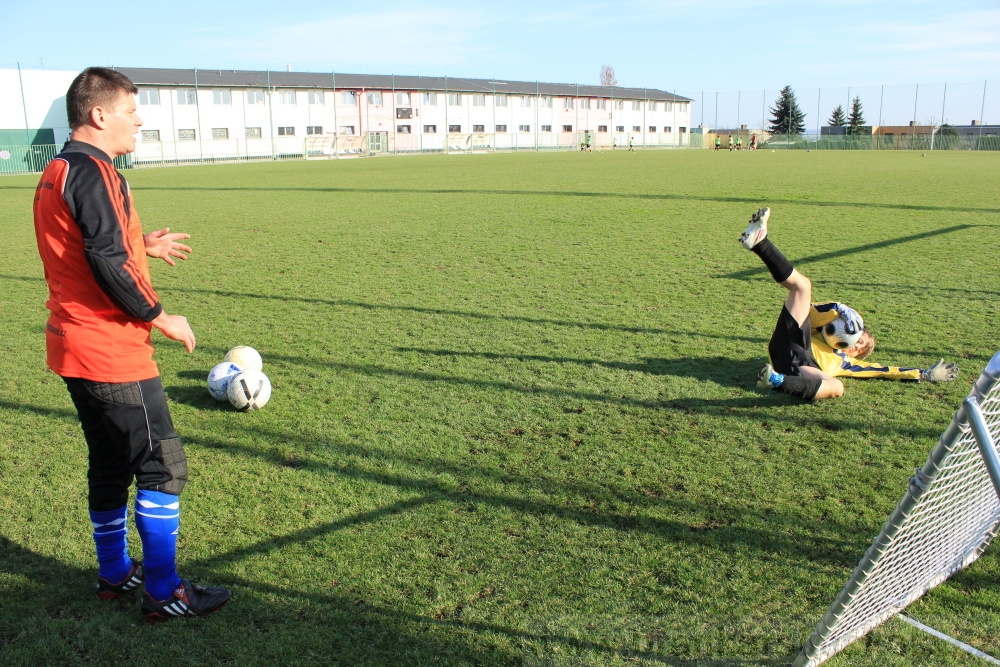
[59,142,162,321]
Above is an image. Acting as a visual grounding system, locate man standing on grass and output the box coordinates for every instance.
[738,207,959,400]
[32,67,230,621]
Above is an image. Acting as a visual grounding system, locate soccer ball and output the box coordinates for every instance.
[821,317,862,350]
[227,369,272,411]
[207,361,243,401]
[224,346,263,372]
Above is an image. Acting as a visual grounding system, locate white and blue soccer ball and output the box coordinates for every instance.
[227,369,272,411]
[223,346,263,372]
[822,317,862,350]
[207,361,243,401]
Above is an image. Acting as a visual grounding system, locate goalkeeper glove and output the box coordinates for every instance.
[832,303,864,335]
[921,360,959,382]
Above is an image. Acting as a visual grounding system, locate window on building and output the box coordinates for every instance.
[664,126,672,133]
[247,90,264,105]
[633,125,641,132]
[495,95,507,107]
[495,124,507,132]
[423,125,437,133]
[665,102,673,112]
[649,126,656,133]
[473,124,485,132]
[520,96,531,107]
[306,126,323,135]
[679,127,687,133]
[519,124,530,132]
[541,125,552,132]
[277,126,295,136]
[448,124,461,132]
[472,94,486,107]
[213,90,231,105]
[177,90,196,105]
[562,98,573,109]
[280,90,296,105]
[366,91,383,106]
[340,91,357,105]
[616,125,624,132]
[540,97,553,108]
[580,99,591,109]
[211,128,229,140]
[649,101,658,112]
[141,129,160,142]
[308,91,325,105]
[395,91,410,105]
[448,93,462,106]
[422,92,437,105]
[614,100,624,110]
[178,129,196,141]
[562,125,573,132]
[632,101,641,110]
[596,99,607,110]
[396,125,411,133]
[597,125,607,132]
[339,125,355,135]
[246,127,262,139]
[138,89,159,105]
[396,107,412,119]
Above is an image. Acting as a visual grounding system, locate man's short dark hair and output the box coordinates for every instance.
[67,67,138,130]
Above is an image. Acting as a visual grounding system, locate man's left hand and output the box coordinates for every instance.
[144,228,192,266]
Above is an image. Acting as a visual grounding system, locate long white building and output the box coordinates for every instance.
[0,67,693,169]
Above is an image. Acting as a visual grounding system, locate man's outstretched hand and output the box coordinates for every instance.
[144,228,192,266]
[833,303,864,335]
[151,311,196,352]
[921,359,959,382]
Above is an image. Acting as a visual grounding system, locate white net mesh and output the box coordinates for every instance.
[796,355,1000,666]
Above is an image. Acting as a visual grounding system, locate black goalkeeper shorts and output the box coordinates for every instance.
[768,306,819,376]
[63,376,188,511]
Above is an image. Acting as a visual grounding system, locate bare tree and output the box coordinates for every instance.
[599,65,618,87]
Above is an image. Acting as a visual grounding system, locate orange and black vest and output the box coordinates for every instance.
[33,141,162,382]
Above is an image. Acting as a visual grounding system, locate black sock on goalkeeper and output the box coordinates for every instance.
[778,376,823,401]
[751,238,794,283]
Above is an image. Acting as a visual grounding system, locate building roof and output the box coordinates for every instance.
[112,67,691,102]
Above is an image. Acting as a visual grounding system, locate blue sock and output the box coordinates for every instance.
[135,489,182,600]
[767,368,785,388]
[90,505,132,583]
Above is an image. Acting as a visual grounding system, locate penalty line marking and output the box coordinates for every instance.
[898,614,1000,665]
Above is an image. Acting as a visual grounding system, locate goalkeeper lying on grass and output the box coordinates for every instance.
[738,207,959,401]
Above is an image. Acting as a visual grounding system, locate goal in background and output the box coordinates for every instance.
[795,350,1000,666]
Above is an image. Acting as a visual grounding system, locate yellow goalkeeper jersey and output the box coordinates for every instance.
[808,303,922,380]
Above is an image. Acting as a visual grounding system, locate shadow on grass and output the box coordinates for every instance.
[77,184,1000,215]
[0,529,794,666]
[182,425,877,571]
[394,348,751,389]
[718,225,978,280]
[0,273,990,361]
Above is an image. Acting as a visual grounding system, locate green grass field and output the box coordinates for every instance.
[2,149,1000,666]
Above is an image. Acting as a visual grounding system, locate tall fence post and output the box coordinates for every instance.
[979,80,987,150]
[714,91,718,131]
[877,84,884,151]
[816,88,821,147]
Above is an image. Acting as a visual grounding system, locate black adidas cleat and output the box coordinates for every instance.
[141,579,231,623]
[96,559,144,600]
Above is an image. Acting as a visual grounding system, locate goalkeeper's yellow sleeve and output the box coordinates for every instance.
[810,336,922,380]
[809,302,842,332]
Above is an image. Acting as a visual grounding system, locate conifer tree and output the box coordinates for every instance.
[828,105,846,127]
[847,96,866,135]
[768,86,806,136]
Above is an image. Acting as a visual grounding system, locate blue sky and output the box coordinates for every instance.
[3,0,997,124]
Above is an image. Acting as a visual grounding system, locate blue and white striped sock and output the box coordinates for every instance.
[135,489,182,600]
[90,505,132,583]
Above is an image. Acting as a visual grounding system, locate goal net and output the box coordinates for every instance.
[794,350,1000,666]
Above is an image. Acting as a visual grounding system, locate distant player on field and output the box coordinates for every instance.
[33,67,230,621]
[715,136,721,151]
[739,207,959,401]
